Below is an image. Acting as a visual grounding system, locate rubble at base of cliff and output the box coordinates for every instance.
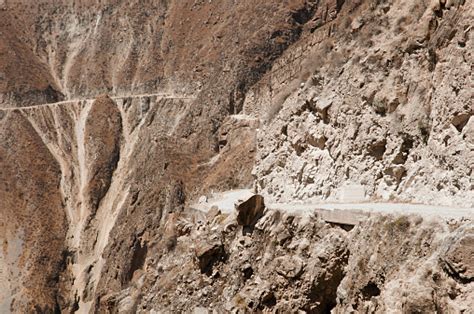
[96,196,473,313]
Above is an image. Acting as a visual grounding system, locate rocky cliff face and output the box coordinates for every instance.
[1,93,256,312]
[250,0,473,206]
[0,0,472,313]
[94,208,472,313]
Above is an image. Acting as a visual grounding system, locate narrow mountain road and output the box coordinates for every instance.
[191,189,474,224]
[0,92,196,111]
[269,202,474,220]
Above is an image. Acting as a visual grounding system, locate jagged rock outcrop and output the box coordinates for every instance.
[89,204,473,313]
[337,216,473,313]
[236,194,265,228]
[251,0,473,207]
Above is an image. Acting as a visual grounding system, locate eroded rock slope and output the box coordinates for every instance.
[250,0,473,206]
[89,205,473,313]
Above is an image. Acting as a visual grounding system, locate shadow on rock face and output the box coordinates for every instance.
[195,241,228,276]
[236,194,265,235]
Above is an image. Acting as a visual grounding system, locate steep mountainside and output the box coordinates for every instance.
[0,0,472,313]
[250,0,473,206]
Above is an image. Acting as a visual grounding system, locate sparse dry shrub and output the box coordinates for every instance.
[417,118,431,144]
[357,257,367,272]
[372,98,387,116]
[161,212,180,252]
[302,50,326,75]
[329,51,347,69]
[384,216,411,235]
[393,216,411,231]
[299,70,311,82]
[232,293,247,309]
[320,39,334,54]
[165,234,177,251]
[395,16,407,34]
[266,79,300,122]
[266,94,287,122]
[342,15,353,30]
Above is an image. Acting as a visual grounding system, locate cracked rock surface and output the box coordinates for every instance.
[252,0,473,207]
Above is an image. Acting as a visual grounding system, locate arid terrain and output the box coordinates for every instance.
[0,0,472,313]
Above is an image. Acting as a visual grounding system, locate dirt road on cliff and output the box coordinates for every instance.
[192,189,474,221]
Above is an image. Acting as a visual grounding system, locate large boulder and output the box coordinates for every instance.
[274,256,304,279]
[195,241,227,275]
[236,194,265,227]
